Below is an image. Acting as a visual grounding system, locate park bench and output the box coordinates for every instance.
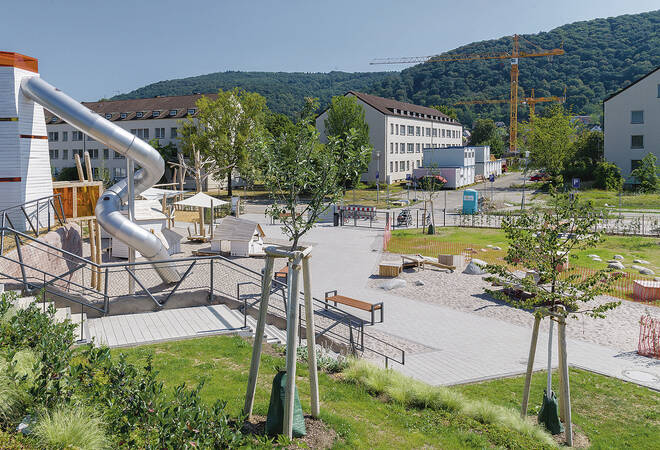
[274,265,289,283]
[324,290,383,325]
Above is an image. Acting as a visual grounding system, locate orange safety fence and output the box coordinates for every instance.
[638,315,660,359]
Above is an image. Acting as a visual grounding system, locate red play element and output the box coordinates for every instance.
[638,315,660,359]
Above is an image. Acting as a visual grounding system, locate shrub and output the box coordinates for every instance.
[32,405,107,450]
[0,371,26,427]
[631,153,659,193]
[296,344,348,373]
[594,161,623,191]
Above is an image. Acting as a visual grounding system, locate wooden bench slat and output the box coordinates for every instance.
[327,295,381,311]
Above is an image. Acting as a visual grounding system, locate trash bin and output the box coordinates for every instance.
[333,212,340,226]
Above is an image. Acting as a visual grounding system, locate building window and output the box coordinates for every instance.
[406,161,410,171]
[432,128,437,137]
[400,125,405,136]
[120,112,127,119]
[394,161,398,172]
[114,167,126,178]
[407,126,414,135]
[155,128,165,139]
[62,131,68,141]
[631,110,644,124]
[442,129,446,138]
[72,131,83,141]
[416,126,421,136]
[49,149,58,159]
[48,132,58,141]
[105,113,112,119]
[72,149,83,159]
[416,143,421,153]
[187,108,196,115]
[631,135,644,149]
[61,149,68,160]
[86,135,95,142]
[170,127,178,139]
[132,128,150,139]
[114,150,125,159]
[88,149,98,159]
[426,127,431,136]
[103,149,109,160]
[631,160,642,172]
[169,109,177,116]
[390,123,394,135]
[153,110,160,118]
[406,143,413,153]
[390,161,393,173]
[390,142,393,153]
[136,112,143,118]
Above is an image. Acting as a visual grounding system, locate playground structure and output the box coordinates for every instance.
[1,51,179,284]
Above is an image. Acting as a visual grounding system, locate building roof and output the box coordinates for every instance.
[214,217,265,242]
[346,91,461,125]
[44,93,218,125]
[604,66,660,103]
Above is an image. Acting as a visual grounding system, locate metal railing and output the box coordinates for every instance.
[0,193,65,244]
[1,223,405,366]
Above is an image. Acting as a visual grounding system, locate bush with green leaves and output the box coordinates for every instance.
[296,344,348,374]
[631,153,659,193]
[594,161,623,191]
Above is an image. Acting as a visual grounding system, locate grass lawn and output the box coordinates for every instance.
[389,227,660,274]
[342,184,410,208]
[533,189,660,211]
[456,368,660,449]
[114,336,659,449]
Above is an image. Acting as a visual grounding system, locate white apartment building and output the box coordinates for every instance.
[604,66,660,180]
[413,146,475,189]
[45,94,221,188]
[316,91,463,184]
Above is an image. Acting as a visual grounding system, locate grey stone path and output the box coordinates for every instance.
[248,214,660,391]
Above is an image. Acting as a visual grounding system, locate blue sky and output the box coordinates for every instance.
[3,1,658,101]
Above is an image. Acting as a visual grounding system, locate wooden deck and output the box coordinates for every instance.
[86,304,249,348]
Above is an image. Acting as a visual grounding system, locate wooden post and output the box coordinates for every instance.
[243,254,275,417]
[74,154,85,181]
[84,151,93,182]
[95,220,102,290]
[87,219,97,288]
[521,315,541,417]
[557,319,565,423]
[283,252,303,439]
[302,255,320,417]
[210,200,214,240]
[558,316,573,446]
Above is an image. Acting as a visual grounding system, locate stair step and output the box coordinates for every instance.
[243,313,287,344]
[53,307,71,322]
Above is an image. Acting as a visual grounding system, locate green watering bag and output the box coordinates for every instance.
[265,371,306,437]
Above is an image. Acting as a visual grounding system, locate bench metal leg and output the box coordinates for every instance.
[371,307,375,326]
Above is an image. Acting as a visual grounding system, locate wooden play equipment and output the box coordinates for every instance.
[324,290,383,325]
[521,306,573,446]
[244,245,320,439]
[379,261,402,277]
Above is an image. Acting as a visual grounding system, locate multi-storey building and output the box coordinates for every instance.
[604,66,660,181]
[316,91,463,184]
[45,94,221,188]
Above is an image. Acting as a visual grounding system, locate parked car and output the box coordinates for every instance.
[529,172,549,182]
[397,209,413,227]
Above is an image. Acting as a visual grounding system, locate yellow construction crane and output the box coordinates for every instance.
[455,88,567,117]
[371,34,564,152]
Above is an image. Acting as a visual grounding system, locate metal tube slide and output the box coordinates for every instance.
[21,77,180,283]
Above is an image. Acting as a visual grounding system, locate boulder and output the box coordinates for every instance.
[633,259,650,265]
[380,279,407,291]
[464,259,488,275]
[613,255,624,260]
[587,254,599,258]
[481,248,488,252]
[608,261,625,270]
[639,267,655,276]
[631,265,645,271]
[492,246,502,251]
[415,280,425,286]
[486,244,494,248]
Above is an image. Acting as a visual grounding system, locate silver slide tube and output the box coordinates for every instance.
[21,76,180,283]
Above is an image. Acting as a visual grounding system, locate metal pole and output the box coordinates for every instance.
[376,152,380,205]
[127,159,135,295]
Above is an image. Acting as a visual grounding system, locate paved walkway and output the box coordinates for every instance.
[247,214,660,391]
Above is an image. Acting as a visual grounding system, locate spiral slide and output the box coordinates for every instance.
[20,77,180,283]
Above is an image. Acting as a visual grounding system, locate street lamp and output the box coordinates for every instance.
[376,151,381,204]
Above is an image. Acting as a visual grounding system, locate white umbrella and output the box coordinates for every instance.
[139,187,187,200]
[174,193,228,237]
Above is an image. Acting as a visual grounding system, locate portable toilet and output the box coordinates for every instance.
[462,189,479,214]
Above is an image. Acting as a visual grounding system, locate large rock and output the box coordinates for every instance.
[639,267,655,276]
[608,261,625,270]
[464,258,488,275]
[492,246,502,251]
[613,254,624,260]
[380,279,407,291]
[631,264,645,271]
[633,259,650,265]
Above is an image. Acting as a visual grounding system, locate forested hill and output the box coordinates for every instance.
[111,71,392,118]
[370,9,659,125]
[112,10,659,125]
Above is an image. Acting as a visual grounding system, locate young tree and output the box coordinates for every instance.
[324,95,372,190]
[631,153,659,193]
[520,105,577,184]
[196,88,267,196]
[430,104,458,121]
[593,161,623,191]
[262,98,370,250]
[484,191,620,443]
[416,170,447,233]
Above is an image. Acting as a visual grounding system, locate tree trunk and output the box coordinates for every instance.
[227,170,233,197]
